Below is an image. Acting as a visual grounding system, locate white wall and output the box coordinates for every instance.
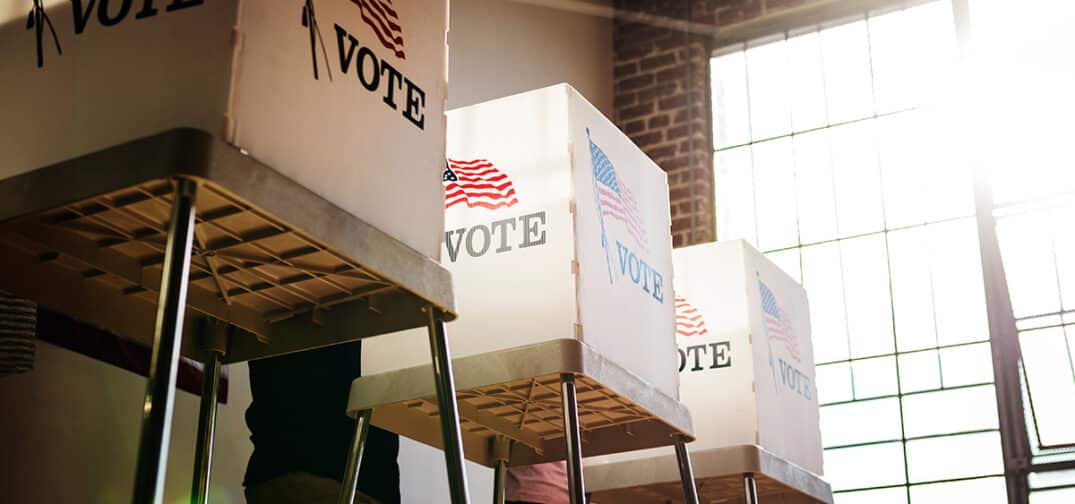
[448,0,613,115]
[0,2,612,503]
[0,341,252,504]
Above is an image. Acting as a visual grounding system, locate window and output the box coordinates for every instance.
[710,1,1001,501]
[711,0,1075,501]
[970,0,1075,493]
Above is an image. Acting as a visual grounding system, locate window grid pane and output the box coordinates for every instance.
[709,2,1003,499]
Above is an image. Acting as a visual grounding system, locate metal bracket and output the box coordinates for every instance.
[199,317,229,356]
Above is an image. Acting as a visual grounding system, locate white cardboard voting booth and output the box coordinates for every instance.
[363,83,679,398]
[591,239,823,474]
[0,0,447,259]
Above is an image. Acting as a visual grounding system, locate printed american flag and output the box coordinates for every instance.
[675,296,709,337]
[444,159,519,210]
[352,0,405,59]
[759,279,800,361]
[589,138,647,248]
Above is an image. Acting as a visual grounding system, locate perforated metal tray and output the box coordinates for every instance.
[0,129,455,364]
[584,445,833,504]
[347,339,694,467]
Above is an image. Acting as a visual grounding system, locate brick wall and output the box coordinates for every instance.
[613,0,833,247]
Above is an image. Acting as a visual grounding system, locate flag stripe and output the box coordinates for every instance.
[364,0,402,33]
[674,296,709,337]
[454,173,508,183]
[352,0,406,59]
[445,180,513,191]
[759,279,801,360]
[374,0,399,19]
[444,159,519,210]
[446,198,519,210]
[448,158,489,165]
[359,0,403,42]
[450,164,497,173]
[444,188,517,200]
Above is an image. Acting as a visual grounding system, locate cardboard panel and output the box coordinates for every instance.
[0,0,235,178]
[744,241,822,474]
[231,0,447,259]
[673,243,757,449]
[568,90,677,399]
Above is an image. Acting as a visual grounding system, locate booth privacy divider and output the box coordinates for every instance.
[2,0,447,260]
[363,83,678,400]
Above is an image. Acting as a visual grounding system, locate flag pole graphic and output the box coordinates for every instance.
[302,0,333,81]
[26,0,62,69]
[587,128,614,284]
[759,271,779,391]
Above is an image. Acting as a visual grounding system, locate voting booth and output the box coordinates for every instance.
[363,83,678,398]
[0,2,472,503]
[353,85,697,504]
[1,0,446,259]
[586,240,829,503]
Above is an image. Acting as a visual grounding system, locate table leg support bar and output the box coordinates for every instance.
[491,437,511,504]
[191,348,223,504]
[744,472,759,504]
[131,178,198,504]
[427,309,471,504]
[673,441,699,504]
[561,374,586,504]
[339,409,373,504]
[492,458,508,504]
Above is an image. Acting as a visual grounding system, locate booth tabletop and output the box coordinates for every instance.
[347,339,694,468]
[0,128,455,364]
[585,445,833,504]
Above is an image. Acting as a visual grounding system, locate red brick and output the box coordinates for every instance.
[658,94,688,110]
[637,82,678,102]
[615,62,638,79]
[619,102,655,121]
[640,51,677,71]
[616,74,655,92]
[657,65,689,83]
[669,185,693,202]
[661,156,691,171]
[671,216,694,233]
[647,144,678,160]
[634,131,664,148]
[648,114,671,129]
[624,119,646,134]
[665,124,690,140]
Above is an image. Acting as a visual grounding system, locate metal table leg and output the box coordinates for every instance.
[673,441,699,504]
[744,472,759,504]
[492,458,508,504]
[131,178,198,504]
[190,348,222,504]
[427,309,471,504]
[491,437,510,504]
[561,374,586,504]
[191,318,229,504]
[339,409,374,504]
